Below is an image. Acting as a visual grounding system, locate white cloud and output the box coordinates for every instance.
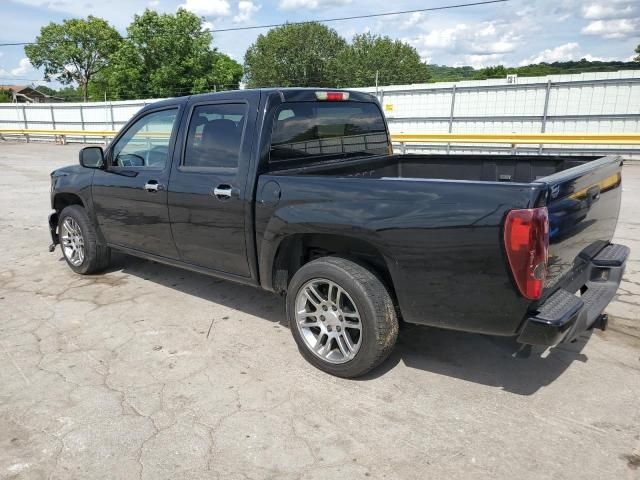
[148,0,160,8]
[580,1,640,38]
[459,53,505,69]
[582,2,637,20]
[202,20,215,31]
[581,18,640,38]
[407,21,520,63]
[279,0,350,11]
[582,53,616,62]
[519,42,581,65]
[11,58,32,76]
[519,42,617,66]
[178,0,231,16]
[401,12,424,30]
[233,1,261,23]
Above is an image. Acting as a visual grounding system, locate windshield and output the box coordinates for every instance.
[269,101,390,165]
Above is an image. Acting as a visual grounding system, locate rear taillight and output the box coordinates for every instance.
[315,91,349,101]
[503,207,549,300]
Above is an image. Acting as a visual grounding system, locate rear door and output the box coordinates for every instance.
[92,106,182,258]
[168,94,258,277]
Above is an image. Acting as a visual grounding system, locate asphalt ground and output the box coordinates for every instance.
[1,142,639,480]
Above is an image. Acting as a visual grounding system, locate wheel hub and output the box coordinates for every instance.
[322,307,341,327]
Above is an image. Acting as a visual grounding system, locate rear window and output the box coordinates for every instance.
[269,101,389,164]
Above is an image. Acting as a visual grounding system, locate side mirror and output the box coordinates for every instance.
[79,146,104,169]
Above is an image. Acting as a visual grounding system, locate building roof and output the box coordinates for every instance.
[0,85,32,93]
[0,85,63,102]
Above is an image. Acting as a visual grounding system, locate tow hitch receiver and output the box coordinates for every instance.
[591,313,608,332]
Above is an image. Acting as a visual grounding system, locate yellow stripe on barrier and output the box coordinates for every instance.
[391,133,640,145]
[0,129,117,136]
[0,129,639,145]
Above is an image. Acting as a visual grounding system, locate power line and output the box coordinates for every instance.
[0,0,509,47]
[207,0,509,33]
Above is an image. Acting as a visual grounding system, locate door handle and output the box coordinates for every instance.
[213,185,233,200]
[144,180,163,193]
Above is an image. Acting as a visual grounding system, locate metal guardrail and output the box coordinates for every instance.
[0,128,116,144]
[1,128,639,144]
[391,133,640,156]
[1,129,639,156]
[392,133,640,145]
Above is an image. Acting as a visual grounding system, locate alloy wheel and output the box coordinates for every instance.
[61,217,85,267]
[294,278,363,364]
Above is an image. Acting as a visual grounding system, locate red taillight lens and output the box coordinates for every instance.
[504,207,549,300]
[315,91,349,101]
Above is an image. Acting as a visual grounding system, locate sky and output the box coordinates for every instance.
[0,0,639,87]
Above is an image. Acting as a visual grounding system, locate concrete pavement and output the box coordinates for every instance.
[0,142,638,479]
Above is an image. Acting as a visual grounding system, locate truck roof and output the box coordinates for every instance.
[144,88,377,110]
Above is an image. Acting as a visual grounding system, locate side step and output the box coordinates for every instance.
[534,289,583,326]
[517,289,583,346]
[592,244,630,267]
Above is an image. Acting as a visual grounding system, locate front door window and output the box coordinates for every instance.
[111,109,178,168]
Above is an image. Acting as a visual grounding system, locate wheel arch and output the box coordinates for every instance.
[268,233,397,304]
[54,192,85,213]
[54,191,107,245]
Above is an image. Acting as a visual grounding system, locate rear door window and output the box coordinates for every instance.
[183,103,247,169]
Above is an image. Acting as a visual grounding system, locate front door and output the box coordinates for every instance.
[92,107,180,258]
[168,100,255,277]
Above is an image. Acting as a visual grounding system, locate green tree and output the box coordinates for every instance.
[33,85,57,96]
[56,86,83,101]
[333,33,430,87]
[100,9,241,99]
[25,16,122,101]
[244,22,347,88]
[426,64,476,82]
[472,65,509,80]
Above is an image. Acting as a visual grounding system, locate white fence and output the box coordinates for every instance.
[0,98,159,132]
[1,69,639,156]
[360,70,640,156]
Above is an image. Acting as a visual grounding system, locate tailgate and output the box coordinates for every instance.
[539,156,623,296]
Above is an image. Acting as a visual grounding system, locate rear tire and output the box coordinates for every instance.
[286,257,398,378]
[58,205,111,275]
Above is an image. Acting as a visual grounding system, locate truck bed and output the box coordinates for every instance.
[270,153,596,184]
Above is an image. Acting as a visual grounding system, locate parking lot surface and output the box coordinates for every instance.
[1,142,639,480]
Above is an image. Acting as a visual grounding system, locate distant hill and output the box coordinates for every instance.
[427,60,640,83]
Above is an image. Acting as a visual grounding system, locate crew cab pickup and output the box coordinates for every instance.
[48,88,628,377]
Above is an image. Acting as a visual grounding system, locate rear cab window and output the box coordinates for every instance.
[269,101,390,168]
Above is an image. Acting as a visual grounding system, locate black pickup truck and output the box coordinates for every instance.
[48,88,629,377]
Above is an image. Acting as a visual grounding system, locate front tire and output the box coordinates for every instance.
[58,205,111,274]
[286,257,398,378]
